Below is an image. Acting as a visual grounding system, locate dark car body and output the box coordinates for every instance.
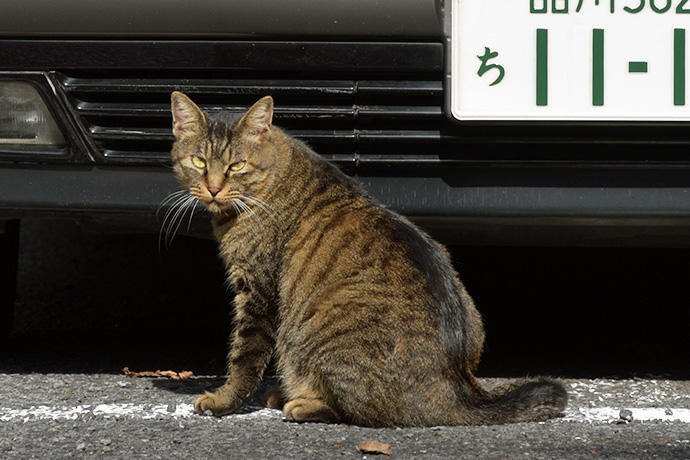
[1,1,690,336]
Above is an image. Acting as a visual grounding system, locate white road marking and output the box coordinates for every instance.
[1,404,689,424]
[563,407,690,424]
[0,404,280,422]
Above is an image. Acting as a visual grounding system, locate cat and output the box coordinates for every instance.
[168,91,568,427]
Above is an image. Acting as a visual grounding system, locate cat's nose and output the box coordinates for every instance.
[207,186,222,197]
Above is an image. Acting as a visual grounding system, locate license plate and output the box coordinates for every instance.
[450,0,690,121]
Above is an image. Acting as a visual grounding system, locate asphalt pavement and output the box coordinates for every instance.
[1,219,689,459]
[1,374,689,459]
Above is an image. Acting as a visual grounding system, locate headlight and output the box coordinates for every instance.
[0,81,66,148]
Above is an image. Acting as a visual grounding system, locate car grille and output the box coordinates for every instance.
[56,71,454,170]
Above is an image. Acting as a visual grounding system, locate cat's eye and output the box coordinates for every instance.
[229,161,246,172]
[191,155,207,169]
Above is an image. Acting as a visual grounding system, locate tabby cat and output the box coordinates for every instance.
[168,92,567,427]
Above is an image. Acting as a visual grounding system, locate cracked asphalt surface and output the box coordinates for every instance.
[1,219,689,459]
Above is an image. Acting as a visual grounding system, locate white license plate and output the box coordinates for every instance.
[450,0,690,121]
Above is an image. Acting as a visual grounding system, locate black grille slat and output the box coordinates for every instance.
[90,126,359,144]
[101,149,170,162]
[357,106,442,119]
[89,126,171,141]
[74,102,359,121]
[62,77,357,96]
[75,102,165,117]
[357,80,443,95]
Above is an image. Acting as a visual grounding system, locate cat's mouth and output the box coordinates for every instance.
[200,197,240,216]
[203,199,225,214]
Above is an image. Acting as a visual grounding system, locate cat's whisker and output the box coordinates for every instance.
[160,193,198,250]
[160,192,191,221]
[229,199,242,218]
[157,189,187,212]
[232,197,266,234]
[240,195,281,232]
[161,198,185,249]
[162,194,192,231]
[174,196,199,243]
[169,195,198,245]
[160,194,188,243]
[241,192,279,216]
[234,198,260,224]
[187,199,200,233]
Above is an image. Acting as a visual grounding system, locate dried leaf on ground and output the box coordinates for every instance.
[357,440,392,456]
[122,367,194,380]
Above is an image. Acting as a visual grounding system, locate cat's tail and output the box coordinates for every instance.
[464,377,568,425]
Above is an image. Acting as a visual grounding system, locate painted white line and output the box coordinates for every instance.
[0,404,280,422]
[1,404,689,424]
[563,407,690,423]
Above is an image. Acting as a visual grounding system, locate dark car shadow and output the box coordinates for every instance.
[152,376,226,395]
[4,220,690,380]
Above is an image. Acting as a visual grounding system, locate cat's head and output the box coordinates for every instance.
[170,92,276,215]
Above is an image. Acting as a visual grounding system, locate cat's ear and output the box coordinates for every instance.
[171,91,207,140]
[238,96,274,142]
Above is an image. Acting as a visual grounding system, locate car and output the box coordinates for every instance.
[2,0,690,338]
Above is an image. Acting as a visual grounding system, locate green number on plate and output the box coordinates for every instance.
[531,0,548,12]
[553,0,569,12]
[651,0,672,12]
[624,0,644,12]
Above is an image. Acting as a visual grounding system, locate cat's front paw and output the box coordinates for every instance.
[194,392,242,417]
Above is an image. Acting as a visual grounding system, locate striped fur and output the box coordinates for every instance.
[169,92,567,427]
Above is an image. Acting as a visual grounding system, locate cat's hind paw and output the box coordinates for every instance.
[264,385,285,409]
[284,398,341,424]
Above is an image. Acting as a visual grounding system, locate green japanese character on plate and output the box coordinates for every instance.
[477,47,505,86]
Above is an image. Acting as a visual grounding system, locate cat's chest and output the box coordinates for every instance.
[218,239,266,273]
[216,227,282,287]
